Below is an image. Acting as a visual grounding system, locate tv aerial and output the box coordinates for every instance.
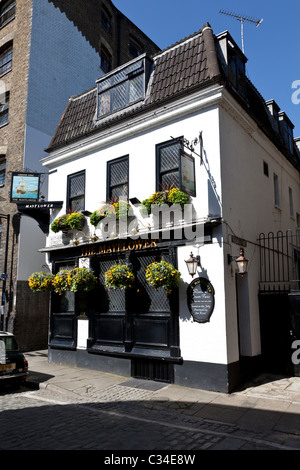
[219,10,263,54]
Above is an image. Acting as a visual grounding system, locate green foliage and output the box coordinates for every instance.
[142,188,190,214]
[50,213,85,233]
[104,264,135,290]
[145,260,181,293]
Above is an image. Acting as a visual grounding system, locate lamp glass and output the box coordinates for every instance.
[185,252,198,276]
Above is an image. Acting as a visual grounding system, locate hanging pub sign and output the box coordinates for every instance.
[187,277,215,323]
[10,172,40,202]
[180,150,196,197]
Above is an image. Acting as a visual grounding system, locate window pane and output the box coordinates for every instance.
[160,144,180,172]
[161,171,180,190]
[70,173,84,198]
[108,158,128,201]
[129,74,144,102]
[70,196,84,213]
[110,184,128,201]
[98,90,111,116]
[112,82,127,111]
[110,160,128,186]
[68,172,85,212]
[0,1,16,26]
[0,45,12,74]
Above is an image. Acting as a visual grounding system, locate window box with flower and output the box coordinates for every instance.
[51,212,85,233]
[90,201,131,227]
[142,187,190,215]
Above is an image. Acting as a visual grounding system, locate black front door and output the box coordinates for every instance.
[50,261,77,349]
[88,247,180,362]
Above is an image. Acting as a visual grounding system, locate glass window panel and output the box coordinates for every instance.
[129,74,144,102]
[70,173,84,198]
[70,196,84,213]
[112,82,127,111]
[110,184,128,201]
[98,90,111,115]
[0,109,8,126]
[0,1,15,26]
[160,144,180,172]
[0,45,12,75]
[161,171,180,190]
[110,160,128,186]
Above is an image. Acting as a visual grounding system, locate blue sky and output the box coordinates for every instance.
[113,1,300,136]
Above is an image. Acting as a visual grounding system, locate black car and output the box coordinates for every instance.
[0,331,28,386]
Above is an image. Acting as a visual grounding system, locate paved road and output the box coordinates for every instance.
[0,383,298,452]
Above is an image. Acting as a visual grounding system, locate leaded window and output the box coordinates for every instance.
[67,170,85,212]
[107,156,128,201]
[97,56,150,119]
[157,139,181,191]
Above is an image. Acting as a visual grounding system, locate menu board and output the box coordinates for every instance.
[187,277,215,323]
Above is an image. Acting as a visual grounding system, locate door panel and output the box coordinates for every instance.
[89,247,179,359]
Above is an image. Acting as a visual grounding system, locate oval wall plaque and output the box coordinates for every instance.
[187,277,215,323]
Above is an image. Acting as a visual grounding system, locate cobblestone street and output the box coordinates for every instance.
[1,383,298,452]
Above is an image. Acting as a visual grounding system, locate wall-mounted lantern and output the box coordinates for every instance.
[228,248,249,275]
[185,252,201,277]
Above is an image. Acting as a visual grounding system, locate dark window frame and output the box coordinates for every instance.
[0,91,9,127]
[101,6,112,33]
[0,155,6,185]
[156,138,183,192]
[106,155,129,202]
[100,46,112,74]
[128,35,143,59]
[66,170,85,213]
[0,0,16,28]
[0,41,12,75]
[97,56,149,119]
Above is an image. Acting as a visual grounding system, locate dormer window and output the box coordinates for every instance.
[265,100,280,133]
[216,32,247,100]
[279,111,294,154]
[97,55,151,119]
[227,45,246,97]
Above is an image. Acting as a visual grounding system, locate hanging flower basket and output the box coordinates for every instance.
[51,212,85,233]
[142,188,190,215]
[90,201,131,227]
[52,269,71,295]
[145,260,181,293]
[67,267,97,293]
[28,271,55,292]
[104,264,135,290]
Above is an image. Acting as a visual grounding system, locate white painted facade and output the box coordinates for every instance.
[41,30,300,391]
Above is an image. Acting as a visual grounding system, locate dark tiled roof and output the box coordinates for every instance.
[47,23,221,150]
[46,22,300,170]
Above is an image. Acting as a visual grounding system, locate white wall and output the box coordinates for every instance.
[219,92,300,359]
[45,95,234,365]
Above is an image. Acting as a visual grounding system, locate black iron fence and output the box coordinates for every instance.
[258,229,300,292]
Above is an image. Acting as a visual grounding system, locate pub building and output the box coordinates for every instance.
[38,23,300,392]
